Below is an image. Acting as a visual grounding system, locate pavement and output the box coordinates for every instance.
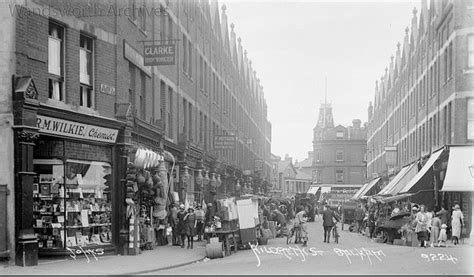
[0,241,207,275]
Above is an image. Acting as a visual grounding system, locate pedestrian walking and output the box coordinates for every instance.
[184,207,196,249]
[430,213,441,247]
[451,204,464,245]
[415,205,429,248]
[368,210,376,238]
[322,205,338,243]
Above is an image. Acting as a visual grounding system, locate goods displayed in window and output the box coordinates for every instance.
[33,159,112,251]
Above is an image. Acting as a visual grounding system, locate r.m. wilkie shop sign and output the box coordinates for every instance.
[36,115,118,143]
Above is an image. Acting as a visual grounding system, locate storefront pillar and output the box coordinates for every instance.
[116,145,131,255]
[12,76,40,266]
[13,128,39,266]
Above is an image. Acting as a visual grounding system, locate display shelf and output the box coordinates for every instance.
[66,223,112,229]
[34,226,64,229]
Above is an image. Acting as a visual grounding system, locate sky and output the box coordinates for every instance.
[222,0,420,162]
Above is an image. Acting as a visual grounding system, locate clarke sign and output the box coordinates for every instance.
[143,44,176,66]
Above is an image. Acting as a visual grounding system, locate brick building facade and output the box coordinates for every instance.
[0,0,271,265]
[312,103,366,206]
[366,0,473,238]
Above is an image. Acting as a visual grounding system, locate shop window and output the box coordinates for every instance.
[48,21,64,101]
[33,159,112,252]
[80,35,94,108]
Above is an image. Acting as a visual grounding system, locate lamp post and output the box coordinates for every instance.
[195,169,203,203]
[181,165,189,202]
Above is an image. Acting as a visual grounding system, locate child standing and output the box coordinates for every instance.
[184,208,196,249]
[438,224,447,247]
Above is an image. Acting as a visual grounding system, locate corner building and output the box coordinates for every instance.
[0,0,271,265]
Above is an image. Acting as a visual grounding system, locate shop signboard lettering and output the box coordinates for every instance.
[143,44,176,66]
[214,135,236,149]
[254,159,264,172]
[36,115,118,143]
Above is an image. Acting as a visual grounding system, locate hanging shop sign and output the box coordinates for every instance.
[36,115,118,143]
[143,44,176,66]
[214,135,236,149]
[254,159,264,172]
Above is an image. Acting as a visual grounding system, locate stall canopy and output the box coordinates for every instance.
[352,178,381,200]
[377,163,415,196]
[352,183,370,200]
[441,146,474,192]
[307,185,320,195]
[319,186,332,201]
[400,149,444,194]
[384,162,418,195]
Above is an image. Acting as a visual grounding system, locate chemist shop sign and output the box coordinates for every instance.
[36,115,119,143]
[143,44,176,66]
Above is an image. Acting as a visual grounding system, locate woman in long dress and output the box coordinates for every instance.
[451,204,464,245]
[415,205,429,248]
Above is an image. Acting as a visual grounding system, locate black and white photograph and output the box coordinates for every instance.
[0,0,473,275]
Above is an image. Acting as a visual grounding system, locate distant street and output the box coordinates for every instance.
[149,217,473,275]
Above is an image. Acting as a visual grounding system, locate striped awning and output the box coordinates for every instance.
[400,149,444,194]
[441,146,474,192]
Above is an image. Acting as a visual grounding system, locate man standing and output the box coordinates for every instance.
[355,205,365,233]
[322,205,338,243]
[168,203,179,246]
[294,206,309,247]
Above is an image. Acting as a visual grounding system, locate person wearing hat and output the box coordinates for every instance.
[184,208,196,249]
[168,203,180,246]
[195,205,205,241]
[451,204,464,245]
[177,204,187,248]
[438,224,448,247]
[415,205,429,248]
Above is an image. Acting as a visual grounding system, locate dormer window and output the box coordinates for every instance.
[336,131,344,139]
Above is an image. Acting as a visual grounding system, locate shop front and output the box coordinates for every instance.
[12,78,124,265]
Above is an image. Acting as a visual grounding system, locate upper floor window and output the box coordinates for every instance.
[336,169,344,183]
[80,35,94,108]
[48,21,64,101]
[336,150,344,162]
[336,131,344,139]
[468,98,474,140]
[468,35,474,68]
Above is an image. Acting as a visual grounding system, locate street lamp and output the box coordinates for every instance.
[195,169,203,202]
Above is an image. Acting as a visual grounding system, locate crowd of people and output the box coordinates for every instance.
[258,200,342,247]
[351,201,465,247]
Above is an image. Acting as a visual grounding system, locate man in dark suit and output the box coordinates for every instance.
[322,205,339,243]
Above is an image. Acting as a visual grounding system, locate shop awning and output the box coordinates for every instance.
[377,163,414,195]
[441,146,474,192]
[352,178,381,200]
[319,186,332,201]
[399,149,444,194]
[359,177,382,198]
[307,185,320,195]
[384,163,418,195]
[351,183,370,200]
[379,193,413,204]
